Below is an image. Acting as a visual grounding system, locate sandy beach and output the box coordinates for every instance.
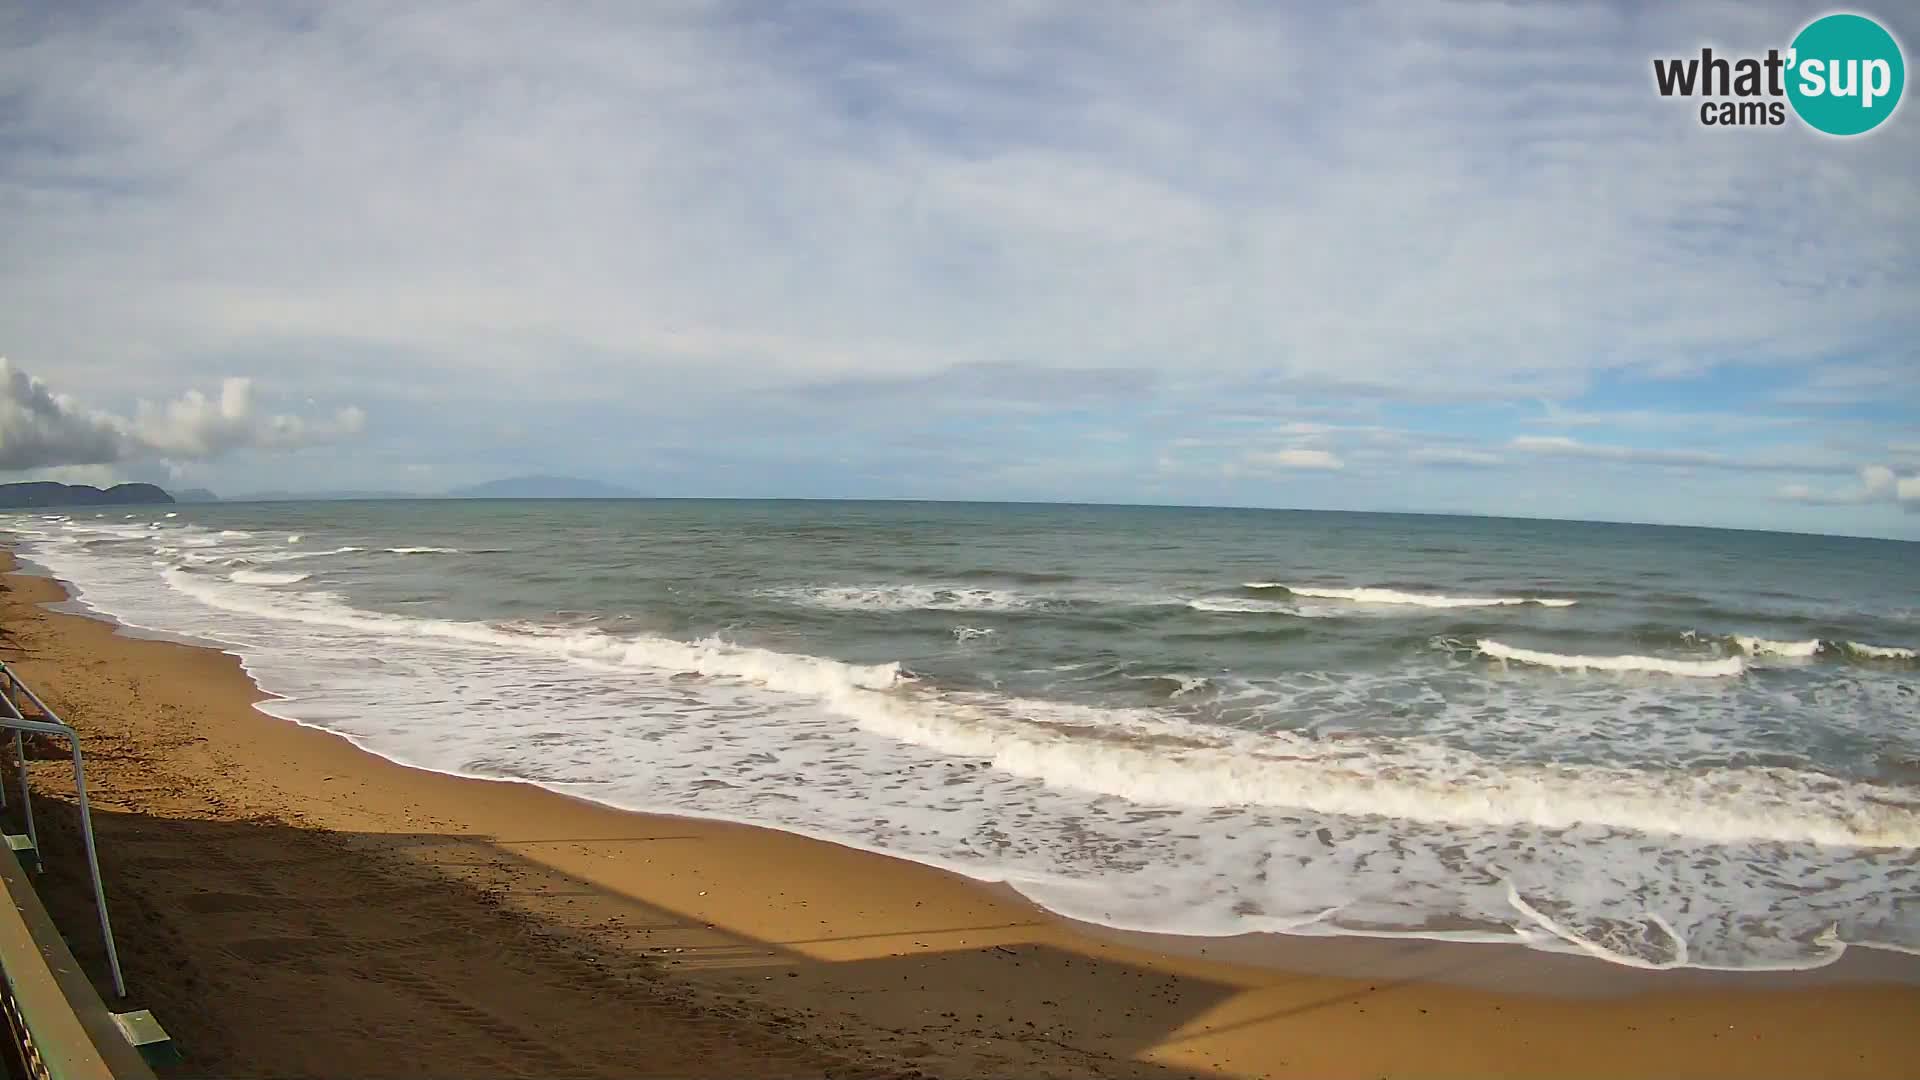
[4,549,1918,1079]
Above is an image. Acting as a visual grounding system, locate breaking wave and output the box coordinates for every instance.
[138,570,1920,847]
[767,585,1045,612]
[1845,641,1916,660]
[227,569,311,586]
[1477,639,1744,678]
[1185,597,1317,615]
[1247,583,1577,608]
[1731,635,1822,658]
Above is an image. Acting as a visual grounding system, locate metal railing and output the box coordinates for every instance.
[0,663,123,999]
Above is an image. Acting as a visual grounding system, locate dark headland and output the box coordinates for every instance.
[0,481,174,508]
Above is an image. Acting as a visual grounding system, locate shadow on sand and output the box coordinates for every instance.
[14,793,1257,1080]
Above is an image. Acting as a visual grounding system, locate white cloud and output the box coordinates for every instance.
[0,358,365,472]
[2,2,1913,403]
[1508,435,1727,468]
[133,379,366,459]
[1506,435,1850,475]
[1526,403,1806,434]
[0,4,1914,535]
[1411,447,1503,467]
[1510,436,1582,454]
[0,358,130,470]
[1247,448,1343,470]
[27,464,126,489]
[1777,465,1920,509]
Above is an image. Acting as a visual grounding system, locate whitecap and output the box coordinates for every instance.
[1844,641,1916,660]
[1732,635,1823,659]
[1250,583,1577,608]
[229,569,311,586]
[1478,639,1743,678]
[1185,597,1313,615]
[768,584,1041,612]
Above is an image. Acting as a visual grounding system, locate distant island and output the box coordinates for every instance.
[222,489,420,502]
[0,481,175,508]
[444,475,640,499]
[0,470,648,503]
[0,474,642,506]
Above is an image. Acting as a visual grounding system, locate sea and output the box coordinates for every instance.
[6,500,1918,973]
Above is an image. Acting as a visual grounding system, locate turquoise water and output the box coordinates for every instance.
[10,500,1918,971]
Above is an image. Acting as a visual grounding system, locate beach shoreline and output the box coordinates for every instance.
[6,546,1919,1078]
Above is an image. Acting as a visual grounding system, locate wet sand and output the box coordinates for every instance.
[4,550,1918,1078]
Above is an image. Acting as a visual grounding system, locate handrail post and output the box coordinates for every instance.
[0,662,125,998]
[14,730,35,861]
[0,666,9,808]
[68,743,123,998]
[2,686,39,863]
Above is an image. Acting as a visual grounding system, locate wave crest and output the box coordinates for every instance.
[228,569,311,586]
[768,585,1043,612]
[147,568,1920,848]
[1247,583,1577,608]
[1477,639,1744,678]
[1731,635,1822,659]
[1845,641,1916,660]
[1185,597,1317,615]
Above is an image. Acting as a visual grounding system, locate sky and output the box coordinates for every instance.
[1,1,1916,538]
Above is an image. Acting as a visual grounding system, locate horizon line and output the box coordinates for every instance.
[38,489,1911,545]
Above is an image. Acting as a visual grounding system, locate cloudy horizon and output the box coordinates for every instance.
[2,2,1915,537]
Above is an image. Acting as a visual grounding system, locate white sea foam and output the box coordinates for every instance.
[164,512,177,518]
[1478,639,1744,678]
[769,585,1043,612]
[952,626,995,642]
[385,546,459,555]
[1249,584,1578,608]
[1845,641,1916,660]
[1185,597,1311,614]
[228,569,312,586]
[245,546,363,563]
[1732,635,1823,659]
[14,516,1918,973]
[137,569,1920,848]
[1127,673,1210,697]
[288,534,302,543]
[158,567,906,689]
[217,530,252,539]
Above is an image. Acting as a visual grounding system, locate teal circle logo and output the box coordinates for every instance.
[1787,13,1905,135]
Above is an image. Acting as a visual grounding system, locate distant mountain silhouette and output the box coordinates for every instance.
[223,490,423,502]
[61,475,643,504]
[0,482,174,508]
[445,475,639,499]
